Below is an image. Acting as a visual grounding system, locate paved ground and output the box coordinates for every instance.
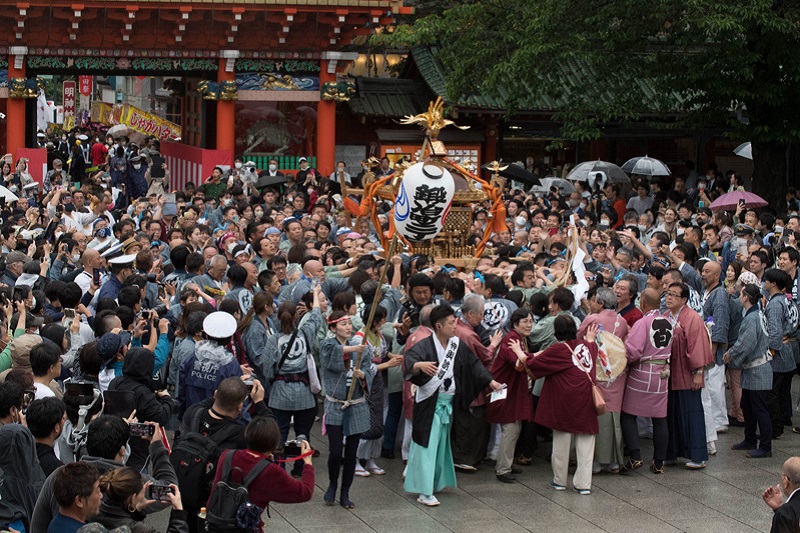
[147,398,800,533]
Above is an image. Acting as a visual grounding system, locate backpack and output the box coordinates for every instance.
[205,451,270,532]
[169,408,241,512]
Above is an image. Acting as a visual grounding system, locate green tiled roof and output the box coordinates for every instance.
[347,77,433,117]
[410,46,685,113]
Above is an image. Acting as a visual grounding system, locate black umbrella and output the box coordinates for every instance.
[481,162,540,187]
[254,172,290,189]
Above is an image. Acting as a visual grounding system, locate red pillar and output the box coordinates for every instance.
[316,60,336,176]
[216,58,235,154]
[483,120,499,165]
[7,55,27,158]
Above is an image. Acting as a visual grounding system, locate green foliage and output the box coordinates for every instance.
[379,0,800,146]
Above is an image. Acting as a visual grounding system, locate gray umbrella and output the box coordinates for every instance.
[620,155,672,177]
[565,160,630,185]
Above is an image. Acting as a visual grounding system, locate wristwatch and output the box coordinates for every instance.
[691,368,703,375]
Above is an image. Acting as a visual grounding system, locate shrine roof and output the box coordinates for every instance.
[347,77,433,117]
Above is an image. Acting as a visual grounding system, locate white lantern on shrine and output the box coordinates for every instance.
[394,162,455,241]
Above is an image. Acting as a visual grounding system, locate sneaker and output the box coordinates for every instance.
[573,487,591,495]
[454,463,477,472]
[716,426,729,434]
[354,465,370,477]
[549,480,567,491]
[731,440,757,451]
[746,448,772,458]
[417,494,440,507]
[685,461,706,470]
[707,441,717,456]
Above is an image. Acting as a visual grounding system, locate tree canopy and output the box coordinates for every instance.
[379,0,800,206]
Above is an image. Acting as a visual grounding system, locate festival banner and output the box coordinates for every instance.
[112,104,181,141]
[78,75,93,96]
[91,102,114,124]
[63,81,76,117]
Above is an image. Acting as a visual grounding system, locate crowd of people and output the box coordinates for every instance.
[0,130,799,532]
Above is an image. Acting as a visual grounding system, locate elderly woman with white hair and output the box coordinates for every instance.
[577,286,630,474]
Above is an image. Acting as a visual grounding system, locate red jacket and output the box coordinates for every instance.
[487,330,533,424]
[212,449,314,532]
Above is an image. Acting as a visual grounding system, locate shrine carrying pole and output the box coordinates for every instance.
[344,234,399,404]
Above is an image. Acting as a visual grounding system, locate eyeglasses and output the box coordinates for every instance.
[665,292,684,298]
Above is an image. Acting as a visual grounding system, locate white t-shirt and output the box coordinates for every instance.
[34,382,56,400]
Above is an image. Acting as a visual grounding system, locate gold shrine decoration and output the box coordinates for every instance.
[321,81,357,103]
[399,96,469,141]
[197,80,238,101]
[9,77,43,99]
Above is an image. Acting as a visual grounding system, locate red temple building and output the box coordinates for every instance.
[0,0,413,185]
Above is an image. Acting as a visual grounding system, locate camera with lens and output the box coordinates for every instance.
[282,435,308,457]
[146,273,158,283]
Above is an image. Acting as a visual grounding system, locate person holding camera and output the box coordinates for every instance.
[94,461,185,532]
[107,348,174,472]
[211,417,314,533]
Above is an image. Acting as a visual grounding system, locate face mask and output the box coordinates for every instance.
[95,227,111,238]
[579,202,587,210]
[568,199,578,207]
[72,254,81,262]
[698,183,706,190]
[227,243,237,254]
[55,231,63,240]
[307,188,314,195]
[61,136,67,141]
[515,216,526,227]
[775,225,784,234]
[255,210,264,218]
[31,297,37,310]
[677,228,685,236]
[232,215,240,224]
[235,162,243,169]
[269,164,277,171]
[132,164,141,170]
[122,442,131,465]
[638,224,647,233]
[600,218,610,226]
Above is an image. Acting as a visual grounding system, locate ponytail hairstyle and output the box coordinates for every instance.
[277,301,297,334]
[238,292,274,334]
[98,466,144,507]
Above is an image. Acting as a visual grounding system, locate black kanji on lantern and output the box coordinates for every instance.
[404,184,448,241]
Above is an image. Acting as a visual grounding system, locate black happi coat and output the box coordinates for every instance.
[403,336,493,447]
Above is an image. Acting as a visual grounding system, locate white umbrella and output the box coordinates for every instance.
[620,155,672,177]
[107,124,130,138]
[733,142,752,160]
[0,185,19,202]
